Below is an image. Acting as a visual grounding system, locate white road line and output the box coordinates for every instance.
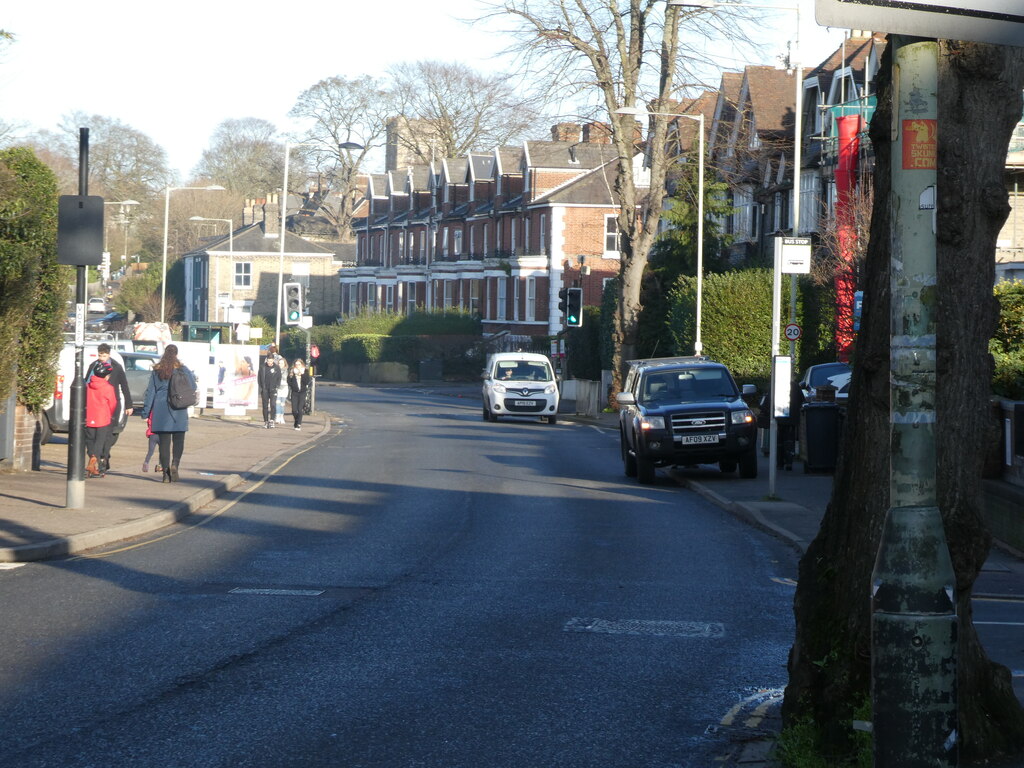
[0,563,27,570]
[564,617,725,638]
[229,587,325,596]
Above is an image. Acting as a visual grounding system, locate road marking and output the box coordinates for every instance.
[0,563,26,570]
[564,617,725,638]
[973,621,1024,627]
[229,587,325,597]
[771,577,797,587]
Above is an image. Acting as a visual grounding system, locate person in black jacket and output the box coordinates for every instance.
[257,353,283,429]
[95,344,133,470]
[286,358,312,430]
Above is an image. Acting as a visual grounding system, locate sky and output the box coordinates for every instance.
[1,1,850,180]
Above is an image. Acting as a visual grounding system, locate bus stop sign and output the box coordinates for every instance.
[815,1,1024,47]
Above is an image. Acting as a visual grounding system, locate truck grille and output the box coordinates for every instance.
[670,411,726,437]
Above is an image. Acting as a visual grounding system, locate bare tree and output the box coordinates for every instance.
[490,0,747,394]
[388,60,542,163]
[289,75,393,242]
[53,112,172,202]
[193,118,283,196]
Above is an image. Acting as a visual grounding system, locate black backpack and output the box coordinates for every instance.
[167,367,198,410]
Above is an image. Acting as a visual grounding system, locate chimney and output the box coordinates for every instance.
[582,121,612,144]
[551,122,581,143]
[242,198,252,226]
[263,193,280,238]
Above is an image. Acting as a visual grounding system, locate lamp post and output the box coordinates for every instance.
[103,200,139,281]
[616,106,705,355]
[161,185,225,323]
[276,140,362,346]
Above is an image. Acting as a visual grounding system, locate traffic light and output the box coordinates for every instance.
[284,282,302,326]
[566,287,583,328]
[558,287,568,315]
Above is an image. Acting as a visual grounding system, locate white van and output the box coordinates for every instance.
[481,352,560,424]
[41,342,125,444]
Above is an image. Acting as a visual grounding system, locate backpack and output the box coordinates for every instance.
[167,367,198,410]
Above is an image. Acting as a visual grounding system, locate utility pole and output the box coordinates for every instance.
[870,37,957,767]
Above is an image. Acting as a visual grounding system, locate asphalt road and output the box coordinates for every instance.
[0,384,800,767]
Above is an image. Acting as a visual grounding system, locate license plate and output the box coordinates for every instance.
[679,434,719,445]
[514,400,536,407]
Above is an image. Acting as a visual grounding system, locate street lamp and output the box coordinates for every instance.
[103,200,139,280]
[276,140,363,345]
[616,105,706,355]
[161,185,225,323]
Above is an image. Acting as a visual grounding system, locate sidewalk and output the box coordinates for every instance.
[0,411,330,562]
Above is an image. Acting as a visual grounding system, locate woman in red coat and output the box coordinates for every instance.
[85,360,119,477]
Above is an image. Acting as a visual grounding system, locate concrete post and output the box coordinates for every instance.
[871,36,957,767]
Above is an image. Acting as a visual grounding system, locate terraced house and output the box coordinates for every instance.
[345,123,644,342]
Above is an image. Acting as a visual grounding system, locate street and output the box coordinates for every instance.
[1,385,819,765]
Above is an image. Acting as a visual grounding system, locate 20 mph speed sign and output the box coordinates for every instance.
[785,323,802,341]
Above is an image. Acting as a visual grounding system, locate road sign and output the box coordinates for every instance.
[785,323,802,341]
[815,0,1024,47]
[777,236,812,275]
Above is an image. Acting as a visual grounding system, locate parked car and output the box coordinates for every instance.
[86,297,106,314]
[481,352,560,424]
[616,356,758,483]
[798,362,851,403]
[85,311,128,332]
[120,351,160,407]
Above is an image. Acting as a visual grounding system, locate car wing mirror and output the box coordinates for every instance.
[615,391,636,406]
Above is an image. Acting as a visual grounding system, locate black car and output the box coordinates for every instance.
[616,356,758,483]
[85,311,128,332]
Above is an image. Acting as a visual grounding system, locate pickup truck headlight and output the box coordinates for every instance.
[640,416,665,430]
[731,409,755,425]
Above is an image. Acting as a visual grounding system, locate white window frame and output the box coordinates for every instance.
[525,277,536,321]
[539,214,546,254]
[454,228,463,256]
[234,262,252,288]
[604,215,620,255]
[497,277,507,320]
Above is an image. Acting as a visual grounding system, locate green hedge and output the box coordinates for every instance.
[281,317,482,381]
[992,280,1024,400]
[665,268,839,385]
[0,148,67,411]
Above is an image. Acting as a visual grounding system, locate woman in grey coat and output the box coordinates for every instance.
[141,344,196,483]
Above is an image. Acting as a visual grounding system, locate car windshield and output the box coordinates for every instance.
[495,362,552,382]
[640,369,737,404]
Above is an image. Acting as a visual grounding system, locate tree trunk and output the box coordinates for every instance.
[784,41,1024,762]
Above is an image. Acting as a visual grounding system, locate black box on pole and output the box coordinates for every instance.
[57,195,104,266]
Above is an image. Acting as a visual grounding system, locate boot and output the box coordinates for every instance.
[86,455,99,478]
[169,465,180,482]
[162,468,171,483]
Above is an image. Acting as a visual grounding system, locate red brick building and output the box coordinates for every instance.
[344,124,642,342]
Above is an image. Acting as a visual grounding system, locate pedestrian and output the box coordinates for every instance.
[287,358,312,430]
[141,344,197,483]
[93,343,133,470]
[257,351,282,428]
[85,360,118,477]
